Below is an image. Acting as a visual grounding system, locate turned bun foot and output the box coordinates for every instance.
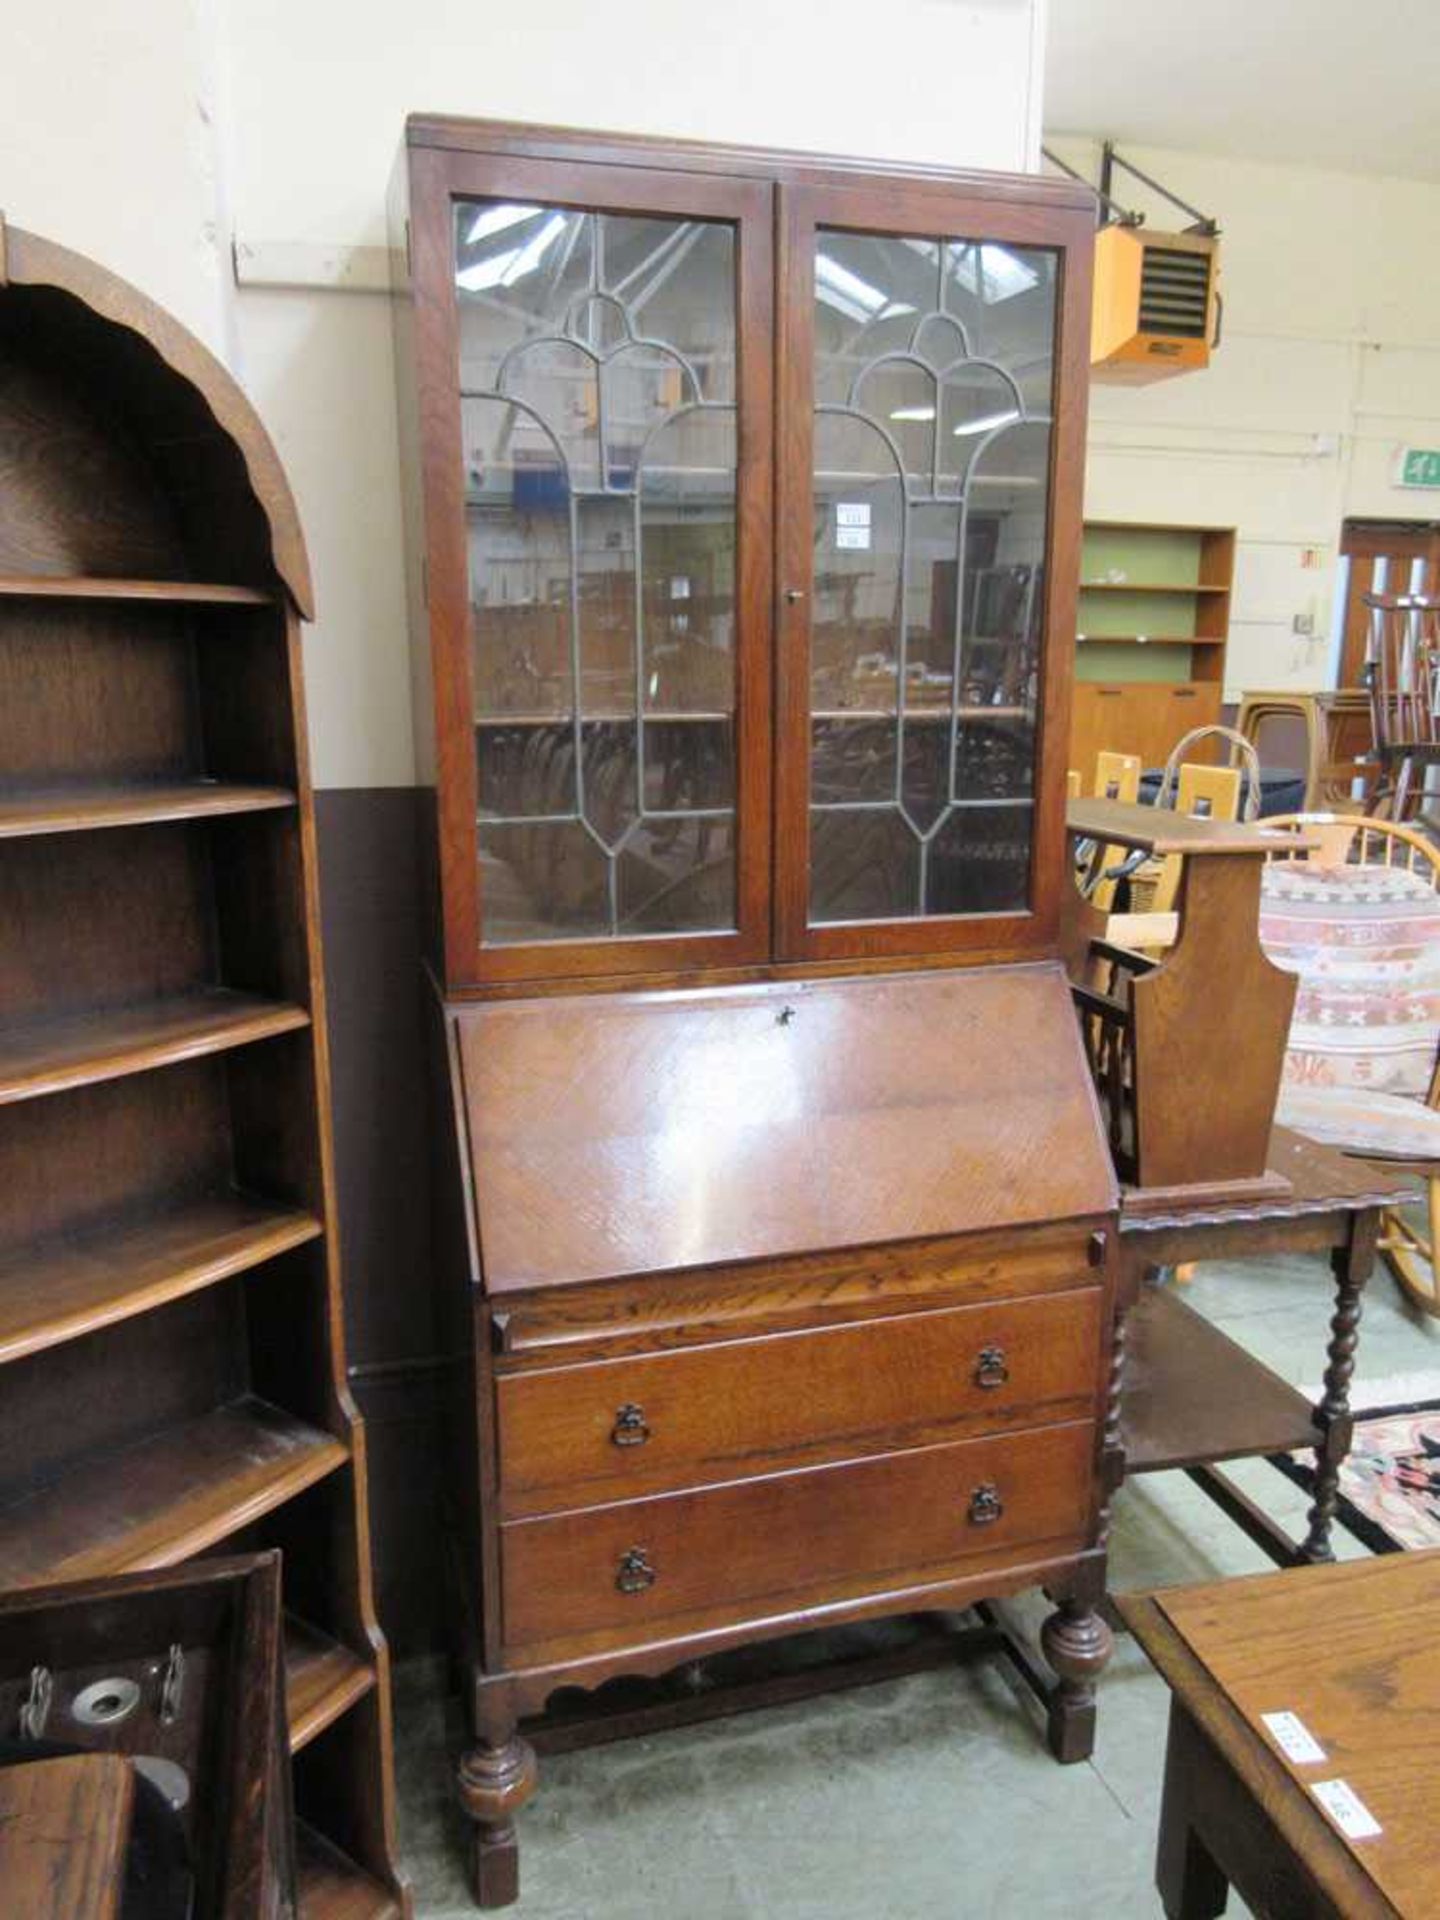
[458,1735,539,1908]
[1041,1600,1114,1763]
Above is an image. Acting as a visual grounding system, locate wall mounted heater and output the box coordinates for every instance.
[1091,224,1220,384]
[1041,143,1223,387]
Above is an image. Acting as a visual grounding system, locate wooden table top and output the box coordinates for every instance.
[1121,1553,1440,1916]
[1119,1127,1411,1238]
[1066,797,1318,858]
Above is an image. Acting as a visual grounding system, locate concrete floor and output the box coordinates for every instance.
[392,1248,1440,1918]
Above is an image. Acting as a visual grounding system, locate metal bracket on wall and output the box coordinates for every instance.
[1100,142,1220,237]
[1041,145,1220,239]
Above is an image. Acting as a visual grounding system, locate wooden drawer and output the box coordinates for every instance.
[496,1288,1102,1517]
[501,1419,1094,1649]
[493,1220,1107,1358]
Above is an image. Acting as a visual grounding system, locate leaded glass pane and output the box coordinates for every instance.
[454,200,738,945]
[808,225,1056,926]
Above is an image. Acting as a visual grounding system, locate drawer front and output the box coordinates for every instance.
[496,1219,1106,1358]
[501,1419,1094,1649]
[497,1288,1101,1517]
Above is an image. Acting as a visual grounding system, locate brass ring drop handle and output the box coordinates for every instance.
[967,1483,1003,1527]
[973,1345,1009,1390]
[616,1547,656,1594]
[611,1402,650,1447]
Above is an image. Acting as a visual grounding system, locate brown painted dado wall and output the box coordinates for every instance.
[316,788,447,1655]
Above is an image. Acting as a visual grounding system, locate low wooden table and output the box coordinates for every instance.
[1117,1128,1412,1565]
[1121,1553,1440,1918]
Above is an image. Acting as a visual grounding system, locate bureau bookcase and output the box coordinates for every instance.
[391,118,1117,1907]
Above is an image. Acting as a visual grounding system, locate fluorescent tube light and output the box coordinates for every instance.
[952,407,1021,437]
[465,203,543,244]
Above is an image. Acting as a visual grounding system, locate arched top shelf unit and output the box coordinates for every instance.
[0,217,312,617]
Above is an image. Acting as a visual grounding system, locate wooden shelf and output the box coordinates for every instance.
[474,710,730,727]
[476,706,1030,725]
[817,704,1030,722]
[286,1615,377,1753]
[295,1822,402,1920]
[1080,581,1228,595]
[0,782,297,839]
[1121,1285,1320,1474]
[1,218,402,1905]
[0,1397,348,1591]
[0,989,311,1105]
[1076,635,1222,647]
[0,575,273,606]
[0,1193,323,1366]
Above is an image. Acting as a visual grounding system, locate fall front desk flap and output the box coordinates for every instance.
[453,962,1118,1293]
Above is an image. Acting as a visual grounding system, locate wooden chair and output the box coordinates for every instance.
[1261,812,1440,1314]
[1085,751,1142,911]
[1235,688,1376,811]
[1362,592,1440,820]
[1122,727,1257,922]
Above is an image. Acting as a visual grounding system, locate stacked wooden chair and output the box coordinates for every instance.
[1361,592,1440,821]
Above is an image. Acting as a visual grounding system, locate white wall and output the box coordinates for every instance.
[1048,136,1440,698]
[0,0,1046,787]
[1,0,233,348]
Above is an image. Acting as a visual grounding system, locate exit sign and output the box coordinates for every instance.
[1399,447,1440,488]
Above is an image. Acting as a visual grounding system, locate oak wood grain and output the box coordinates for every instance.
[286,1613,378,1753]
[296,1821,405,1920]
[0,989,310,1104]
[1068,796,1317,857]
[497,1288,1102,1515]
[0,1396,346,1590]
[0,1191,322,1364]
[0,573,272,604]
[1123,1554,1440,1919]
[2,225,311,614]
[491,1218,1105,1359]
[459,964,1116,1291]
[0,780,295,838]
[1121,1284,1320,1472]
[0,1754,133,1920]
[501,1420,1094,1650]
[0,218,406,1908]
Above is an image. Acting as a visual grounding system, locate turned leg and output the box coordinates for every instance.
[1299,1212,1376,1564]
[1040,1594,1114,1763]
[458,1732,539,1909]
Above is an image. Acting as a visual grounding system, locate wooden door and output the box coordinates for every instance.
[1339,519,1440,686]
[774,178,1094,963]
[406,147,775,985]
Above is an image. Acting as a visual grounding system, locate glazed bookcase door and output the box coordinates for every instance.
[408,148,773,985]
[775,180,1092,963]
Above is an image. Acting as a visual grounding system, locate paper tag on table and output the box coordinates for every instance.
[1261,1711,1326,1765]
[1312,1779,1382,1840]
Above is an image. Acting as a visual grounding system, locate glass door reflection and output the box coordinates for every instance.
[809,233,1057,925]
[454,202,740,944]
